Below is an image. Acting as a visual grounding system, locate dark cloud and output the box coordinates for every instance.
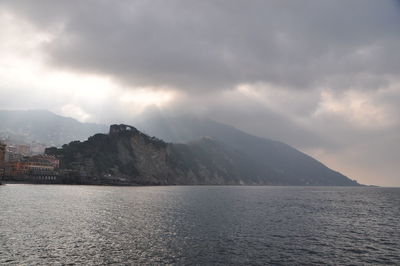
[2,0,400,91]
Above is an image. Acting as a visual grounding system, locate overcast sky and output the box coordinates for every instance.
[0,0,399,186]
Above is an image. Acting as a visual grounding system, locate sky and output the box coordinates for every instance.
[0,0,399,186]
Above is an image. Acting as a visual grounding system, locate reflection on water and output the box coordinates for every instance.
[1,185,399,265]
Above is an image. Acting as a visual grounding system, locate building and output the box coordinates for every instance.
[16,144,31,156]
[5,154,59,180]
[5,152,23,162]
[0,141,5,178]
[0,141,5,166]
[6,145,17,155]
[7,161,31,176]
[29,154,60,169]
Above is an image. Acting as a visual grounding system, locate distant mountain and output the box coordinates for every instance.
[135,115,360,186]
[47,124,358,186]
[0,110,107,146]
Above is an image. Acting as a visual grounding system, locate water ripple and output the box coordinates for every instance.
[0,185,399,265]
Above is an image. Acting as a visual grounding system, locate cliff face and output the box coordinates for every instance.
[46,124,360,186]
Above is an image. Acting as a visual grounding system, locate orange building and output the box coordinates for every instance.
[7,161,31,176]
[6,154,59,177]
[34,154,60,169]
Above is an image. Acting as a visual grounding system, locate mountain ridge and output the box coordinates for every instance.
[45,124,359,186]
[0,110,360,186]
[0,109,107,146]
[134,115,359,186]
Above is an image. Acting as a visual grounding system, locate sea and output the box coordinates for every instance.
[0,185,399,265]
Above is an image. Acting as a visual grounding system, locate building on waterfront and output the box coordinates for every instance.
[0,141,5,165]
[5,154,60,182]
[0,141,5,178]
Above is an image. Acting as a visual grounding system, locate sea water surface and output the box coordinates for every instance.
[0,185,399,265]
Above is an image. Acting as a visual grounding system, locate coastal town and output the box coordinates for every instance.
[0,140,60,183]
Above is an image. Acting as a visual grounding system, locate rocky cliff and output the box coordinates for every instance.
[46,124,360,186]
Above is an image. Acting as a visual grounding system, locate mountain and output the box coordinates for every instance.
[0,109,360,185]
[46,124,359,186]
[45,124,276,185]
[134,115,359,186]
[0,110,107,146]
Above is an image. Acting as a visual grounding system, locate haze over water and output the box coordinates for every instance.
[1,185,399,265]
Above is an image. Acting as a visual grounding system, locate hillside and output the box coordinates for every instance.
[46,124,359,186]
[136,115,360,186]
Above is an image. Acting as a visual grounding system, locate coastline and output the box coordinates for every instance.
[0,180,371,187]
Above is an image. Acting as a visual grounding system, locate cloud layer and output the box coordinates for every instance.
[3,0,400,91]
